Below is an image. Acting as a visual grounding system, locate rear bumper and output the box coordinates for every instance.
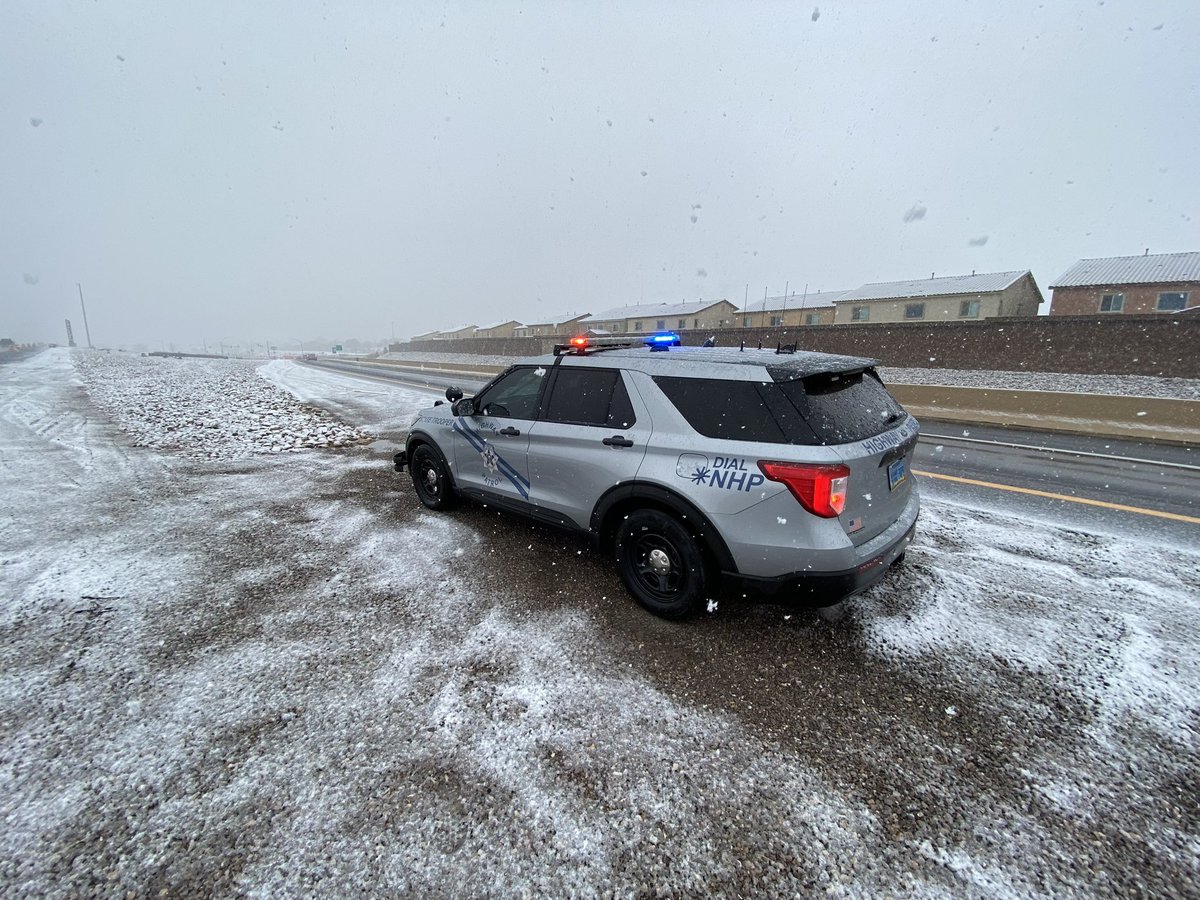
[724,519,916,607]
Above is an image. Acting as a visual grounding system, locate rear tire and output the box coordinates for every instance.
[410,444,455,510]
[614,509,708,619]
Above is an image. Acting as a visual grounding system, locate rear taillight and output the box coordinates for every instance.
[757,461,850,518]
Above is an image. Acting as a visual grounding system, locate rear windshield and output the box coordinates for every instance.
[777,370,907,444]
[653,370,905,446]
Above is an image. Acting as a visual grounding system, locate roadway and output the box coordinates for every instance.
[305,358,1200,545]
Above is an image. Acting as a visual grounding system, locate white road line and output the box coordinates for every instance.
[920,432,1200,473]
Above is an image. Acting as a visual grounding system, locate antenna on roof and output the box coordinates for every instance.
[1145,247,1150,255]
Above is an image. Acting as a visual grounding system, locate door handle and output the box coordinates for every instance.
[499,426,521,436]
[603,435,634,448]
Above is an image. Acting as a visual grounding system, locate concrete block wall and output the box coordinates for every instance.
[391,314,1200,378]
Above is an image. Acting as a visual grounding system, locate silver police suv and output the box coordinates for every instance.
[394,338,919,618]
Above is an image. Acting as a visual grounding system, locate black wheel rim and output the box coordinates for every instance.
[416,458,440,499]
[632,533,684,599]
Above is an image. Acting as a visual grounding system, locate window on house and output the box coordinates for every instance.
[960,300,981,318]
[1157,292,1189,311]
[904,303,925,319]
[634,321,643,331]
[743,316,752,327]
[693,318,699,328]
[655,319,665,329]
[1098,293,1124,312]
[851,306,869,322]
[770,315,783,327]
[805,313,821,325]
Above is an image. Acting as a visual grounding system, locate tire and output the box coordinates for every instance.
[410,444,455,510]
[614,509,709,619]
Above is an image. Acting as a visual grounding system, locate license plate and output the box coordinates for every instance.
[887,459,908,490]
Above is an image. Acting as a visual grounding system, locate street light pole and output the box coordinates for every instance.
[76,283,94,348]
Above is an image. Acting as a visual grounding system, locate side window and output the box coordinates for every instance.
[544,368,637,428]
[474,367,546,419]
[654,377,787,443]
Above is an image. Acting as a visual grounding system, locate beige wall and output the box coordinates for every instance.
[515,318,589,337]
[475,322,520,338]
[833,276,1042,325]
[740,306,835,328]
[625,301,739,333]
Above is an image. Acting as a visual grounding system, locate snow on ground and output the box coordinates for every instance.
[2,349,1198,896]
[258,358,432,442]
[382,350,1200,399]
[75,352,367,458]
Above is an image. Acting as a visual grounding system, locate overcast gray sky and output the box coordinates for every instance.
[2,0,1196,348]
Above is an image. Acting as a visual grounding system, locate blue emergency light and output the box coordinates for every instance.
[645,331,681,351]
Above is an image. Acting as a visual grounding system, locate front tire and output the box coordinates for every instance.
[410,444,455,510]
[614,509,709,618]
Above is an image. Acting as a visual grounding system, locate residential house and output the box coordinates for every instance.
[513,313,591,338]
[433,324,479,340]
[833,271,1042,324]
[473,320,523,339]
[739,290,847,328]
[1048,251,1200,315]
[581,299,739,334]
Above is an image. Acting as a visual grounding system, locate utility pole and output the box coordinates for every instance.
[76,283,93,348]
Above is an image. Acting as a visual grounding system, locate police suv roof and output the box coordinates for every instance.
[527,345,879,382]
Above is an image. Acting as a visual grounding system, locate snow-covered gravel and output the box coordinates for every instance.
[75,352,367,458]
[877,366,1200,401]
[2,349,1197,897]
[383,350,1200,400]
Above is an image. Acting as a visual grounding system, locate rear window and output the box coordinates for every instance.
[778,371,906,444]
[654,370,905,445]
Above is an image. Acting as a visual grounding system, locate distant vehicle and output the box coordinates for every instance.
[301,353,318,361]
[394,336,919,618]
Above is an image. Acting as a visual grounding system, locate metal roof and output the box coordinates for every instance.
[738,290,849,312]
[1050,252,1200,288]
[835,270,1028,302]
[583,299,735,322]
[474,320,522,331]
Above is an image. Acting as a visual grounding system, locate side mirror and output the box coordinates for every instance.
[446,386,464,401]
[451,398,476,417]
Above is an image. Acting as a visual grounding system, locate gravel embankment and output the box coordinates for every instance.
[75,352,368,458]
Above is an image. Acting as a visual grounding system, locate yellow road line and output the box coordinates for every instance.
[911,469,1200,525]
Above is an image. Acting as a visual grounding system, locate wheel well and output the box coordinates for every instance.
[594,487,736,573]
[405,432,457,489]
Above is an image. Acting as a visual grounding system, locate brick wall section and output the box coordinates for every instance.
[394,314,1200,377]
[1049,282,1199,316]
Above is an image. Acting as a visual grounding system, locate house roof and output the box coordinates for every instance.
[836,271,1028,302]
[438,324,478,334]
[475,320,522,331]
[1050,252,1200,288]
[583,299,735,322]
[738,290,849,312]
